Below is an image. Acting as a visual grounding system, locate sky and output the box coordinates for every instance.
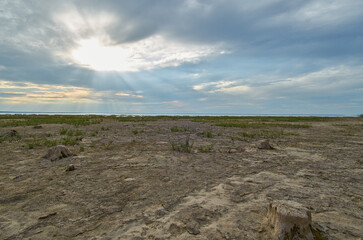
[0,0,362,115]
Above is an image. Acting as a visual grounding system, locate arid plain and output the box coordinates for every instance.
[0,115,362,239]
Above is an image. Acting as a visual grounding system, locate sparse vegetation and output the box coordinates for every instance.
[170,126,189,132]
[132,129,144,135]
[204,130,213,138]
[198,144,213,152]
[215,122,310,129]
[60,128,68,135]
[61,136,83,146]
[91,130,98,136]
[103,141,115,150]
[0,115,102,127]
[170,136,193,153]
[26,138,57,149]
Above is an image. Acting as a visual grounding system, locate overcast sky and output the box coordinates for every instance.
[0,0,362,115]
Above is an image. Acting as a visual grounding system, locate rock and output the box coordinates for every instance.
[228,148,238,154]
[33,125,42,129]
[3,130,18,138]
[186,221,200,235]
[44,145,74,161]
[265,200,314,240]
[257,140,273,150]
[66,164,75,172]
[168,223,184,236]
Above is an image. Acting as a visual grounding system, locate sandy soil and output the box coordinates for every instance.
[0,117,362,239]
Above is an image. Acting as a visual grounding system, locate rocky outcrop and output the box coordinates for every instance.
[44,145,74,161]
[256,139,273,150]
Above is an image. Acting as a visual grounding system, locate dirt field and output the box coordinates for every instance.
[0,116,362,239]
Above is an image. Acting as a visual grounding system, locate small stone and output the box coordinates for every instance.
[33,125,42,129]
[162,177,170,182]
[66,164,75,172]
[228,148,238,153]
[256,140,273,150]
[155,209,167,218]
[44,145,74,161]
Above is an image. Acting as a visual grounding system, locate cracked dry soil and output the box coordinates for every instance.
[0,117,362,239]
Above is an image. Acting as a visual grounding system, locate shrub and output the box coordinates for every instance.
[170,136,193,153]
[59,128,68,135]
[171,126,179,132]
[203,130,213,138]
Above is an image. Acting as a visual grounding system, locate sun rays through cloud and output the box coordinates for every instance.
[0,0,362,115]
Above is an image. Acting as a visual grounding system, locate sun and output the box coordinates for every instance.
[71,38,135,72]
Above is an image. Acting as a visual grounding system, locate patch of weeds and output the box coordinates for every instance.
[198,144,213,152]
[239,132,256,138]
[27,142,35,149]
[90,130,98,136]
[26,140,42,149]
[101,126,110,131]
[171,126,189,132]
[132,129,144,135]
[74,130,83,136]
[156,127,163,133]
[1,134,22,142]
[104,141,115,150]
[171,126,179,132]
[66,129,74,136]
[203,130,213,138]
[61,136,83,146]
[79,146,85,152]
[46,133,52,137]
[59,128,68,135]
[42,139,57,147]
[170,136,193,153]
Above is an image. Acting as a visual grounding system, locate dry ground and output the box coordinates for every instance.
[0,116,362,239]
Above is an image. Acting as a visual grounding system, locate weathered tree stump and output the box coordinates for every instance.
[265,200,314,240]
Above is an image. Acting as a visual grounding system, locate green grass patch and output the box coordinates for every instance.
[215,122,310,129]
[60,136,83,146]
[170,126,189,132]
[198,144,213,152]
[0,115,102,127]
[132,129,144,135]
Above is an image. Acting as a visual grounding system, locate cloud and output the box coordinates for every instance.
[69,35,224,72]
[0,79,144,104]
[210,85,250,94]
[0,0,362,115]
[193,81,236,91]
[115,92,143,98]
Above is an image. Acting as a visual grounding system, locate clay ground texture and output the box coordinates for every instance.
[0,116,362,239]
